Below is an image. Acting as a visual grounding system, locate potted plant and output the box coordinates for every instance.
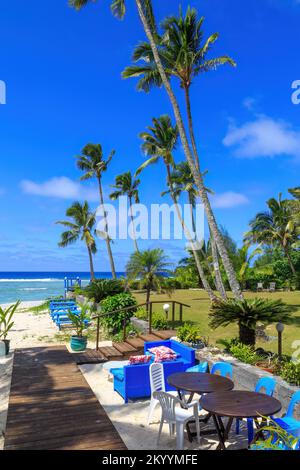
[68,303,91,352]
[0,300,20,355]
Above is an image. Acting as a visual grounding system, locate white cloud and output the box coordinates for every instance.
[223,116,300,159]
[21,177,99,202]
[210,191,249,209]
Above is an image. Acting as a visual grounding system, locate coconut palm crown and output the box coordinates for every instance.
[136,114,178,176]
[126,248,173,306]
[56,201,97,280]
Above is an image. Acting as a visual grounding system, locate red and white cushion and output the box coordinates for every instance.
[154,350,177,363]
[128,355,152,365]
[149,346,177,356]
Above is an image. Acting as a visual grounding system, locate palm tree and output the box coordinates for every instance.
[126,248,172,307]
[288,187,300,236]
[69,0,243,300]
[123,6,235,174]
[236,244,263,290]
[137,115,217,301]
[163,161,227,299]
[245,194,297,275]
[110,171,141,252]
[76,143,117,279]
[56,201,97,280]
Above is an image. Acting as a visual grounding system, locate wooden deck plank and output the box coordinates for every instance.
[112,341,137,355]
[125,337,145,350]
[154,329,177,340]
[4,346,127,451]
[138,333,162,342]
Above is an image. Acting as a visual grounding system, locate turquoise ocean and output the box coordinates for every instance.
[0,272,125,304]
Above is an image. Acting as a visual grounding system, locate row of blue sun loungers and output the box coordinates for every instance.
[49,300,84,330]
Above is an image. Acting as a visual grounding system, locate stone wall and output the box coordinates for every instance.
[196,349,300,419]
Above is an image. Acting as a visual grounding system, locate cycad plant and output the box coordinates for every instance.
[209,297,294,346]
[126,248,172,307]
[57,201,97,280]
[110,171,140,252]
[76,143,116,279]
[69,0,243,300]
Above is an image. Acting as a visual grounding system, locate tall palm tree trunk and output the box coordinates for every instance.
[87,244,95,281]
[185,85,227,301]
[188,192,219,294]
[97,177,117,279]
[166,164,217,301]
[135,0,243,301]
[184,86,201,172]
[129,196,139,252]
[210,233,227,300]
[284,247,296,275]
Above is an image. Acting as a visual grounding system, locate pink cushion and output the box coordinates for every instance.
[129,355,152,365]
[154,350,177,363]
[149,346,177,355]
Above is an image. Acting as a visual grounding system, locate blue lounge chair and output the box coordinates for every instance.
[236,376,277,445]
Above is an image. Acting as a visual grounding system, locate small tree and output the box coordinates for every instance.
[68,303,91,338]
[0,301,20,340]
[209,298,294,346]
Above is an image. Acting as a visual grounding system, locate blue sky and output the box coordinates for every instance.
[0,0,300,272]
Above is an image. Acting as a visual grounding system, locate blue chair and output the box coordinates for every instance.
[273,391,300,438]
[236,376,277,445]
[211,362,233,379]
[186,362,208,373]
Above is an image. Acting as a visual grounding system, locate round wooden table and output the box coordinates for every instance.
[200,391,282,450]
[168,372,234,400]
[167,372,234,441]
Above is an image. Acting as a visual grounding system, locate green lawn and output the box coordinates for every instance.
[134,289,300,356]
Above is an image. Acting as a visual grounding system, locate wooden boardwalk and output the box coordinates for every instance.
[4,346,127,450]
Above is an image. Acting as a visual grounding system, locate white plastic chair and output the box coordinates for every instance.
[148,363,177,425]
[153,391,200,450]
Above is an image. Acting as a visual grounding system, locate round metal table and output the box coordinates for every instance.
[200,390,282,450]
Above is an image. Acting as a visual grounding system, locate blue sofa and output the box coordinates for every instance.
[110,340,196,403]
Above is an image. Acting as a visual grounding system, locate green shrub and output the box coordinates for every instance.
[151,312,169,330]
[229,343,262,365]
[82,279,124,303]
[100,293,137,334]
[279,361,300,386]
[135,308,148,320]
[216,337,240,353]
[177,323,201,344]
